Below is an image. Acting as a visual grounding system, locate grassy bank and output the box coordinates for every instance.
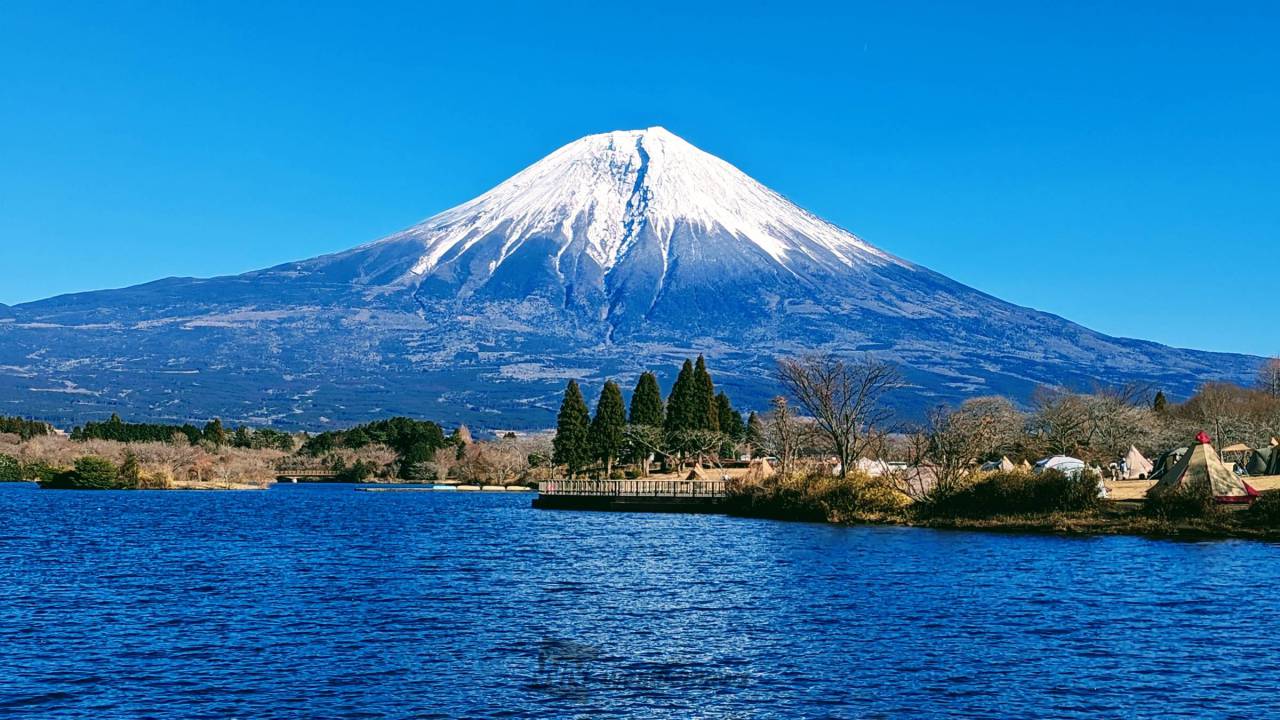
[723,471,1280,542]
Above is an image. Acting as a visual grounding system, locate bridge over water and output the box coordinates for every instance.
[276,469,340,482]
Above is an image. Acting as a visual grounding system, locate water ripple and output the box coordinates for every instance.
[1,482,1279,718]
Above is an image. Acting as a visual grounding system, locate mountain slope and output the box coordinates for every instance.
[0,128,1260,429]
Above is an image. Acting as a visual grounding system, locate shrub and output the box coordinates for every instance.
[1244,491,1280,528]
[1144,484,1219,521]
[334,459,378,483]
[118,451,143,489]
[928,470,1101,518]
[809,475,911,520]
[21,461,62,483]
[0,453,20,482]
[728,471,910,522]
[41,456,122,490]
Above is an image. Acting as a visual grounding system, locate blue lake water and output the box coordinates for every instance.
[1,481,1278,719]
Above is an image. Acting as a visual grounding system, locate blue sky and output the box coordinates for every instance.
[1,1,1276,356]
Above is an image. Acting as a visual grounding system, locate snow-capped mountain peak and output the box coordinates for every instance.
[395,127,901,282]
[2,127,1260,430]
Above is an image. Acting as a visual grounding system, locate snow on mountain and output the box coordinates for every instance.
[0,128,1262,429]
[394,126,899,278]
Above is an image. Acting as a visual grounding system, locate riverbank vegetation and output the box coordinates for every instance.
[0,413,554,490]
[550,352,1280,540]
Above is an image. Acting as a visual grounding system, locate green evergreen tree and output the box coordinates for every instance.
[1153,390,1168,413]
[232,426,252,448]
[552,380,592,478]
[716,391,745,440]
[589,380,627,476]
[665,359,698,433]
[629,372,665,427]
[203,418,227,446]
[694,355,719,431]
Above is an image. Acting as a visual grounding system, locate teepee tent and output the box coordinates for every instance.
[684,465,709,481]
[1148,432,1259,504]
[1123,446,1154,479]
[980,456,1016,472]
[743,458,775,483]
[1019,459,1033,471]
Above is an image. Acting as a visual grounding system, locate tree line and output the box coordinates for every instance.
[547,351,1280,487]
[71,413,293,451]
[552,355,750,478]
[0,416,53,440]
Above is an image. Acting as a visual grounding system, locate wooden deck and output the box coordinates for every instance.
[533,479,727,512]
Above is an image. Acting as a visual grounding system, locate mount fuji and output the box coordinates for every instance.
[0,127,1259,429]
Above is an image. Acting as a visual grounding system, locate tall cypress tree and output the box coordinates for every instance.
[629,372,665,427]
[553,380,591,478]
[694,355,719,431]
[665,359,697,432]
[590,380,627,476]
[716,391,745,440]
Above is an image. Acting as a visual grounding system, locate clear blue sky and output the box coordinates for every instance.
[1,1,1276,356]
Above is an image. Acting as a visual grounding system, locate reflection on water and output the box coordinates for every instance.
[1,482,1278,718]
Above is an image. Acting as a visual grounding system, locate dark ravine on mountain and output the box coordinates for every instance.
[0,128,1260,430]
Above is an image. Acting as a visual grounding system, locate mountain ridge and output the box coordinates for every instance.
[0,128,1261,430]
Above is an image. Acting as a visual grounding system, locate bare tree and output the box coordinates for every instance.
[920,405,988,499]
[759,396,815,477]
[776,354,900,478]
[454,440,531,485]
[1259,357,1280,398]
[427,447,459,483]
[624,424,667,476]
[1029,387,1091,457]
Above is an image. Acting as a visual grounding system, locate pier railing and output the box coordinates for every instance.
[538,479,727,498]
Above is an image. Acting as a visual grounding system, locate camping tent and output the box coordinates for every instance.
[743,458,776,483]
[980,456,1016,473]
[1019,459,1033,471]
[1123,446,1154,479]
[684,466,709,481]
[1222,443,1253,454]
[1148,432,1259,504]
[855,458,891,477]
[1034,456,1086,477]
[1149,447,1188,481]
[1246,447,1280,476]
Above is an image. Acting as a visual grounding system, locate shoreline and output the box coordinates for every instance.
[722,501,1280,543]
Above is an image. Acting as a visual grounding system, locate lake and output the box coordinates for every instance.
[1,482,1277,719]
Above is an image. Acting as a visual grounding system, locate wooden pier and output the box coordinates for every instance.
[532,478,727,513]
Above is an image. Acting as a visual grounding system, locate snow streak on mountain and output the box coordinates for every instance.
[0,128,1260,429]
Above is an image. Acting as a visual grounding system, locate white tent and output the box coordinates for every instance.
[1034,456,1086,477]
[1123,446,1154,479]
[855,458,891,477]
